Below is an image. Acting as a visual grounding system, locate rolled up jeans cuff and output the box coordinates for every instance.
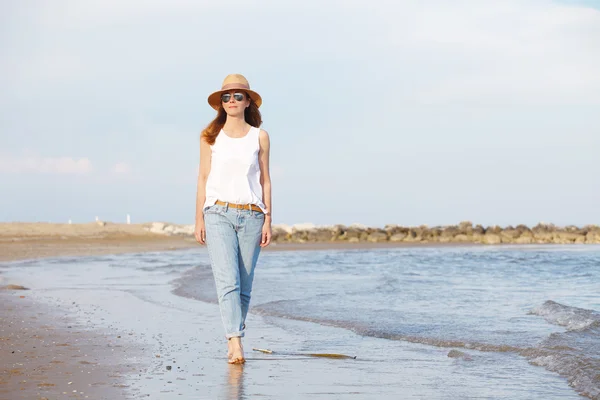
[226,331,244,339]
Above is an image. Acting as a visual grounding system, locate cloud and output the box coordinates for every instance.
[0,153,93,174]
[380,1,600,105]
[2,0,598,107]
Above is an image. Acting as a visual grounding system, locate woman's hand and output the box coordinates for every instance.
[260,218,272,247]
[195,218,206,244]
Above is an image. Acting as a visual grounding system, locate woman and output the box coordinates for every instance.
[194,74,272,365]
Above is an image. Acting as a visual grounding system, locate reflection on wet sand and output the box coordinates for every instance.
[225,364,245,400]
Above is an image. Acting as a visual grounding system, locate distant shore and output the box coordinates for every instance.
[0,221,598,262]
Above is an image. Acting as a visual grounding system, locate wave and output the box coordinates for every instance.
[527,301,600,399]
[529,300,600,331]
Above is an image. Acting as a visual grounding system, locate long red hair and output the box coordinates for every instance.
[201,98,262,145]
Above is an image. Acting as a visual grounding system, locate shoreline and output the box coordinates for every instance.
[0,235,487,263]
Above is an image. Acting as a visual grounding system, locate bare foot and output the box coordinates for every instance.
[227,339,233,360]
[227,337,245,364]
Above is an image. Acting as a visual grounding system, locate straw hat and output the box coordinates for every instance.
[207,74,262,110]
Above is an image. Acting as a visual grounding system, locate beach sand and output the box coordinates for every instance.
[0,291,143,400]
[0,222,475,262]
[0,222,198,262]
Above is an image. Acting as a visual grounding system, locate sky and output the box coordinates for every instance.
[1,0,599,228]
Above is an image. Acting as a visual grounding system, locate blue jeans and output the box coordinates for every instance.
[203,203,264,338]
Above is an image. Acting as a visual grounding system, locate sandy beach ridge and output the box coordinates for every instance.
[2,220,599,263]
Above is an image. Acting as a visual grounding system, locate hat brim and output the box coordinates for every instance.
[207,88,262,110]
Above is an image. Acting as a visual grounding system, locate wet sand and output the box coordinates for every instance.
[0,291,142,400]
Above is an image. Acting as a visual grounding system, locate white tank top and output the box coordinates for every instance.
[203,126,267,212]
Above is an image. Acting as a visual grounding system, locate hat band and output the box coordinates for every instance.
[221,82,250,90]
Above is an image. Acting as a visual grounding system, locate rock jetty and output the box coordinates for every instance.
[145,221,600,245]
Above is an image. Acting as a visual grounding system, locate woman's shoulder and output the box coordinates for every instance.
[257,127,269,138]
[257,128,270,149]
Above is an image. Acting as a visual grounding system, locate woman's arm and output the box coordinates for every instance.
[194,137,211,243]
[258,129,272,246]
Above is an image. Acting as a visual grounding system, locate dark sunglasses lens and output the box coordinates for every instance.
[221,93,231,102]
[233,93,245,101]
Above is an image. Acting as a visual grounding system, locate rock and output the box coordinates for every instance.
[585,231,600,244]
[424,228,442,241]
[454,234,470,242]
[163,225,176,235]
[367,231,388,242]
[339,226,363,241]
[137,220,598,246]
[486,225,502,235]
[515,225,532,235]
[403,229,422,242]
[533,232,553,243]
[271,225,290,242]
[482,233,501,245]
[473,225,485,235]
[172,225,194,236]
[471,232,484,242]
[555,231,583,243]
[359,230,370,241]
[390,233,407,242]
[307,227,336,242]
[458,221,473,230]
[330,225,346,240]
[440,227,460,239]
[518,229,533,238]
[448,350,473,360]
[514,236,533,244]
[500,229,520,240]
[385,225,409,236]
[273,224,293,234]
[532,222,556,233]
[149,222,166,234]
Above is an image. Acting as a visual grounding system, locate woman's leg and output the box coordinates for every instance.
[237,210,264,331]
[204,209,245,339]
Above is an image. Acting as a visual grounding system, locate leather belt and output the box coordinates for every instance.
[215,200,263,213]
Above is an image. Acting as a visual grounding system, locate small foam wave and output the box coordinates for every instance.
[529,300,600,331]
[170,264,217,304]
[524,325,600,399]
[527,301,600,399]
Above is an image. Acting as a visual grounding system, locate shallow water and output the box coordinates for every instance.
[2,244,599,399]
[176,244,600,399]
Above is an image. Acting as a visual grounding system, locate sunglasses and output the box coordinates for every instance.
[221,92,246,103]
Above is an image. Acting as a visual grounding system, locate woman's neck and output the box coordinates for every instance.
[223,115,249,135]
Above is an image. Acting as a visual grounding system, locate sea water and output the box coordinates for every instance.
[175,244,600,399]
